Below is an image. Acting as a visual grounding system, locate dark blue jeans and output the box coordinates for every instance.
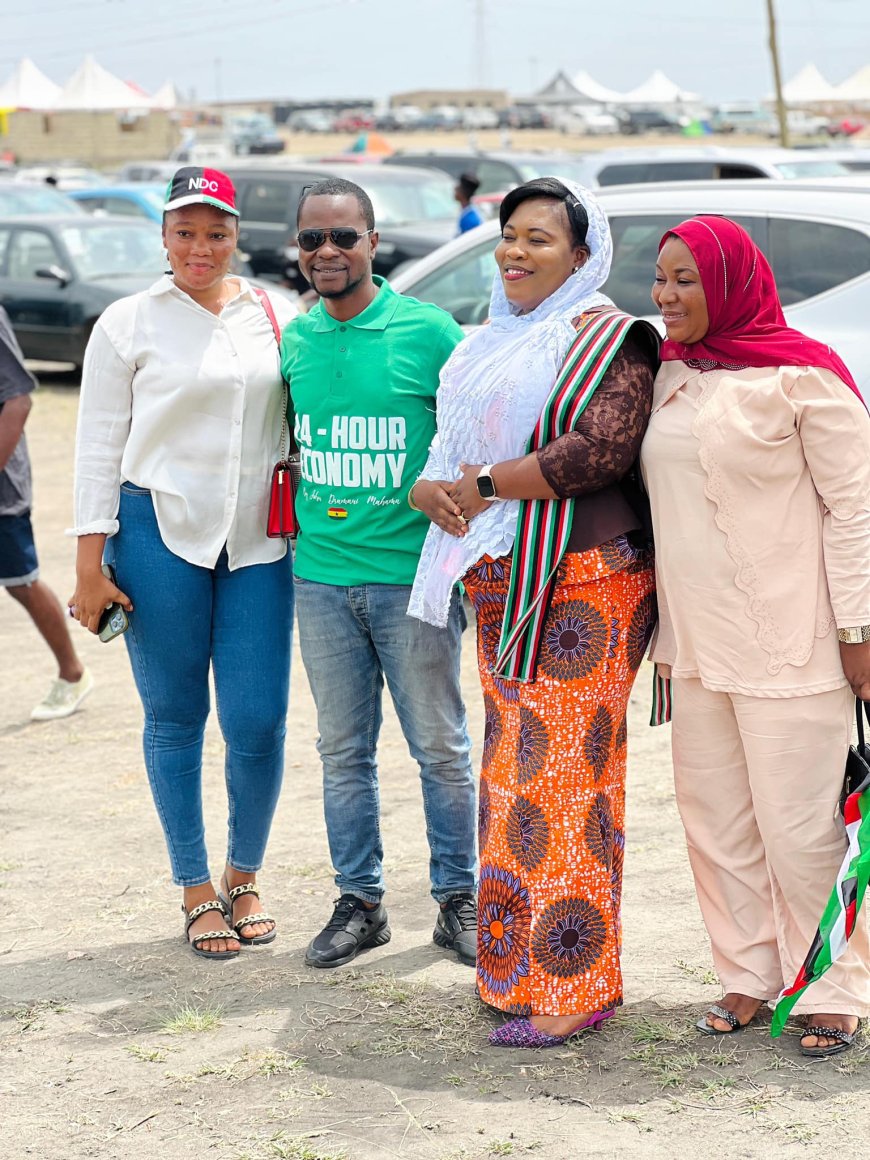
[294,577,476,904]
[110,485,293,886]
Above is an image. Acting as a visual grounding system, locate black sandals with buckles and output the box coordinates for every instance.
[182,899,240,960]
[217,880,277,946]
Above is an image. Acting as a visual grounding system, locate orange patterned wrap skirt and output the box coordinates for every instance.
[462,537,656,1017]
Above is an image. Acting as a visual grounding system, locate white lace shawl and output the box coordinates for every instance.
[407,182,615,627]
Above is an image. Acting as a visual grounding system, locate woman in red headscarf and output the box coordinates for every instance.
[641,216,870,1058]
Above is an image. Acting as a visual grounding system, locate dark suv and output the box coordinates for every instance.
[225,162,457,289]
[619,109,686,135]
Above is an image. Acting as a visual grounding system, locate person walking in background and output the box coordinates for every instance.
[282,176,478,970]
[455,172,484,234]
[642,216,870,1058]
[0,306,92,721]
[69,168,296,960]
[409,178,659,1048]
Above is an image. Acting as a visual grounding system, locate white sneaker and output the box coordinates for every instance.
[30,668,94,722]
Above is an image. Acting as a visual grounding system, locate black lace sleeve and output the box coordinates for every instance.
[536,333,656,498]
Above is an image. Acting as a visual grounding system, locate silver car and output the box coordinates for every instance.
[390,179,870,396]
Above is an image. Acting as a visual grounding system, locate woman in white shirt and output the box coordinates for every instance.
[69,168,296,960]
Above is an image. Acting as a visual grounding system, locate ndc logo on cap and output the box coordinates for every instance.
[188,177,220,193]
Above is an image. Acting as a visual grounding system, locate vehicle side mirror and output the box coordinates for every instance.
[35,265,71,286]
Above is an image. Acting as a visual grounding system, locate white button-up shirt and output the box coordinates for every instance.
[71,275,296,570]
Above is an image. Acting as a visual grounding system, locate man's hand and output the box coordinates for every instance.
[839,641,870,702]
[410,479,468,538]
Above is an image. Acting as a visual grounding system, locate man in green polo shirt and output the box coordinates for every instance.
[281,177,477,970]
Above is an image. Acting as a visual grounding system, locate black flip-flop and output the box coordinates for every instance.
[799,1023,857,1059]
[696,1003,751,1036]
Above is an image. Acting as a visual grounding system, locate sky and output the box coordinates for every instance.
[2,0,869,106]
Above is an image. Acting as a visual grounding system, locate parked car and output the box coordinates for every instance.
[13,165,105,190]
[390,179,870,397]
[553,106,622,136]
[766,111,830,139]
[227,113,285,156]
[383,150,595,195]
[709,103,778,135]
[0,180,85,216]
[224,161,458,289]
[619,109,687,135]
[68,184,165,223]
[114,160,180,183]
[569,146,852,187]
[800,147,870,173]
[0,215,297,369]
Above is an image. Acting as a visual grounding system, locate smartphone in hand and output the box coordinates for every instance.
[98,564,129,643]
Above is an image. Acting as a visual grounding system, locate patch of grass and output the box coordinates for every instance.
[674,959,718,986]
[606,1111,653,1133]
[697,1076,737,1101]
[625,1015,693,1047]
[0,860,21,872]
[125,1043,171,1063]
[160,1002,224,1034]
[443,1073,465,1087]
[488,1142,514,1157]
[470,1063,509,1094]
[254,1050,305,1078]
[2,999,68,1031]
[627,1045,700,1090]
[256,1132,348,1160]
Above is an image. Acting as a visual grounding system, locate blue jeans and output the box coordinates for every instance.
[110,485,293,886]
[294,578,476,905]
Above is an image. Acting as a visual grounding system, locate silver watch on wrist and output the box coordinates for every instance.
[838,625,870,644]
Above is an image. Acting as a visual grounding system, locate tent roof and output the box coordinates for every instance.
[151,80,181,110]
[782,63,838,104]
[59,55,152,110]
[570,70,625,104]
[835,65,870,101]
[0,57,62,109]
[620,69,698,105]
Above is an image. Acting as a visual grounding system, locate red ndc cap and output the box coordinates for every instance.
[163,167,239,216]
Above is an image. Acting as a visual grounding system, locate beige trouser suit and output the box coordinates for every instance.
[641,362,870,1017]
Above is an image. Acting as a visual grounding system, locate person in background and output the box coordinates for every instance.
[455,172,484,234]
[282,176,478,971]
[0,306,92,721]
[409,178,659,1048]
[69,168,296,960]
[642,215,870,1058]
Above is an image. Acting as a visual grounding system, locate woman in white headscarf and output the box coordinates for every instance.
[409,178,659,1049]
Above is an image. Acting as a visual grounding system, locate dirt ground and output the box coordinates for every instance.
[1,381,868,1160]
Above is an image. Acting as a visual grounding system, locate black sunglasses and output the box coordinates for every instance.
[296,228,372,253]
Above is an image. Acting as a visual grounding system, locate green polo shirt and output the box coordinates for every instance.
[281,277,464,586]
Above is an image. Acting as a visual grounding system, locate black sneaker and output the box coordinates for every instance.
[434,893,477,966]
[305,895,391,968]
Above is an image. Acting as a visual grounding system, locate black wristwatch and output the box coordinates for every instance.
[476,464,498,500]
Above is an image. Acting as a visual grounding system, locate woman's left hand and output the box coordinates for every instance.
[449,463,494,521]
[839,641,870,701]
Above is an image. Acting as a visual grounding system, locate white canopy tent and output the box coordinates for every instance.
[59,55,153,110]
[781,63,839,105]
[835,65,870,103]
[151,80,180,110]
[619,70,699,106]
[570,70,625,104]
[0,57,62,109]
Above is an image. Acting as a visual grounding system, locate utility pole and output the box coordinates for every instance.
[765,0,790,147]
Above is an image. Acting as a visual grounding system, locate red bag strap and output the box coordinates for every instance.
[253,287,282,346]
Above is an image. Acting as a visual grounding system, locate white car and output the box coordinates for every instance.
[390,179,870,397]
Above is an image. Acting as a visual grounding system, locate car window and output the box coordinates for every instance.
[767,218,870,304]
[358,174,456,224]
[60,225,165,279]
[0,185,82,215]
[403,236,497,325]
[239,180,292,223]
[75,196,104,214]
[598,162,716,186]
[603,213,765,316]
[771,160,849,179]
[103,197,144,218]
[0,228,10,269]
[7,228,63,279]
[472,161,519,194]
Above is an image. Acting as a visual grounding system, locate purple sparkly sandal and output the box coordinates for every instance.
[488,1008,614,1048]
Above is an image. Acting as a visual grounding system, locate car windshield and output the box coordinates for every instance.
[138,189,165,213]
[361,175,456,225]
[512,159,592,185]
[60,224,166,279]
[773,160,851,178]
[0,186,84,215]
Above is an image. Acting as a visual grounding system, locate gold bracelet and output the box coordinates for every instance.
[408,482,421,511]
